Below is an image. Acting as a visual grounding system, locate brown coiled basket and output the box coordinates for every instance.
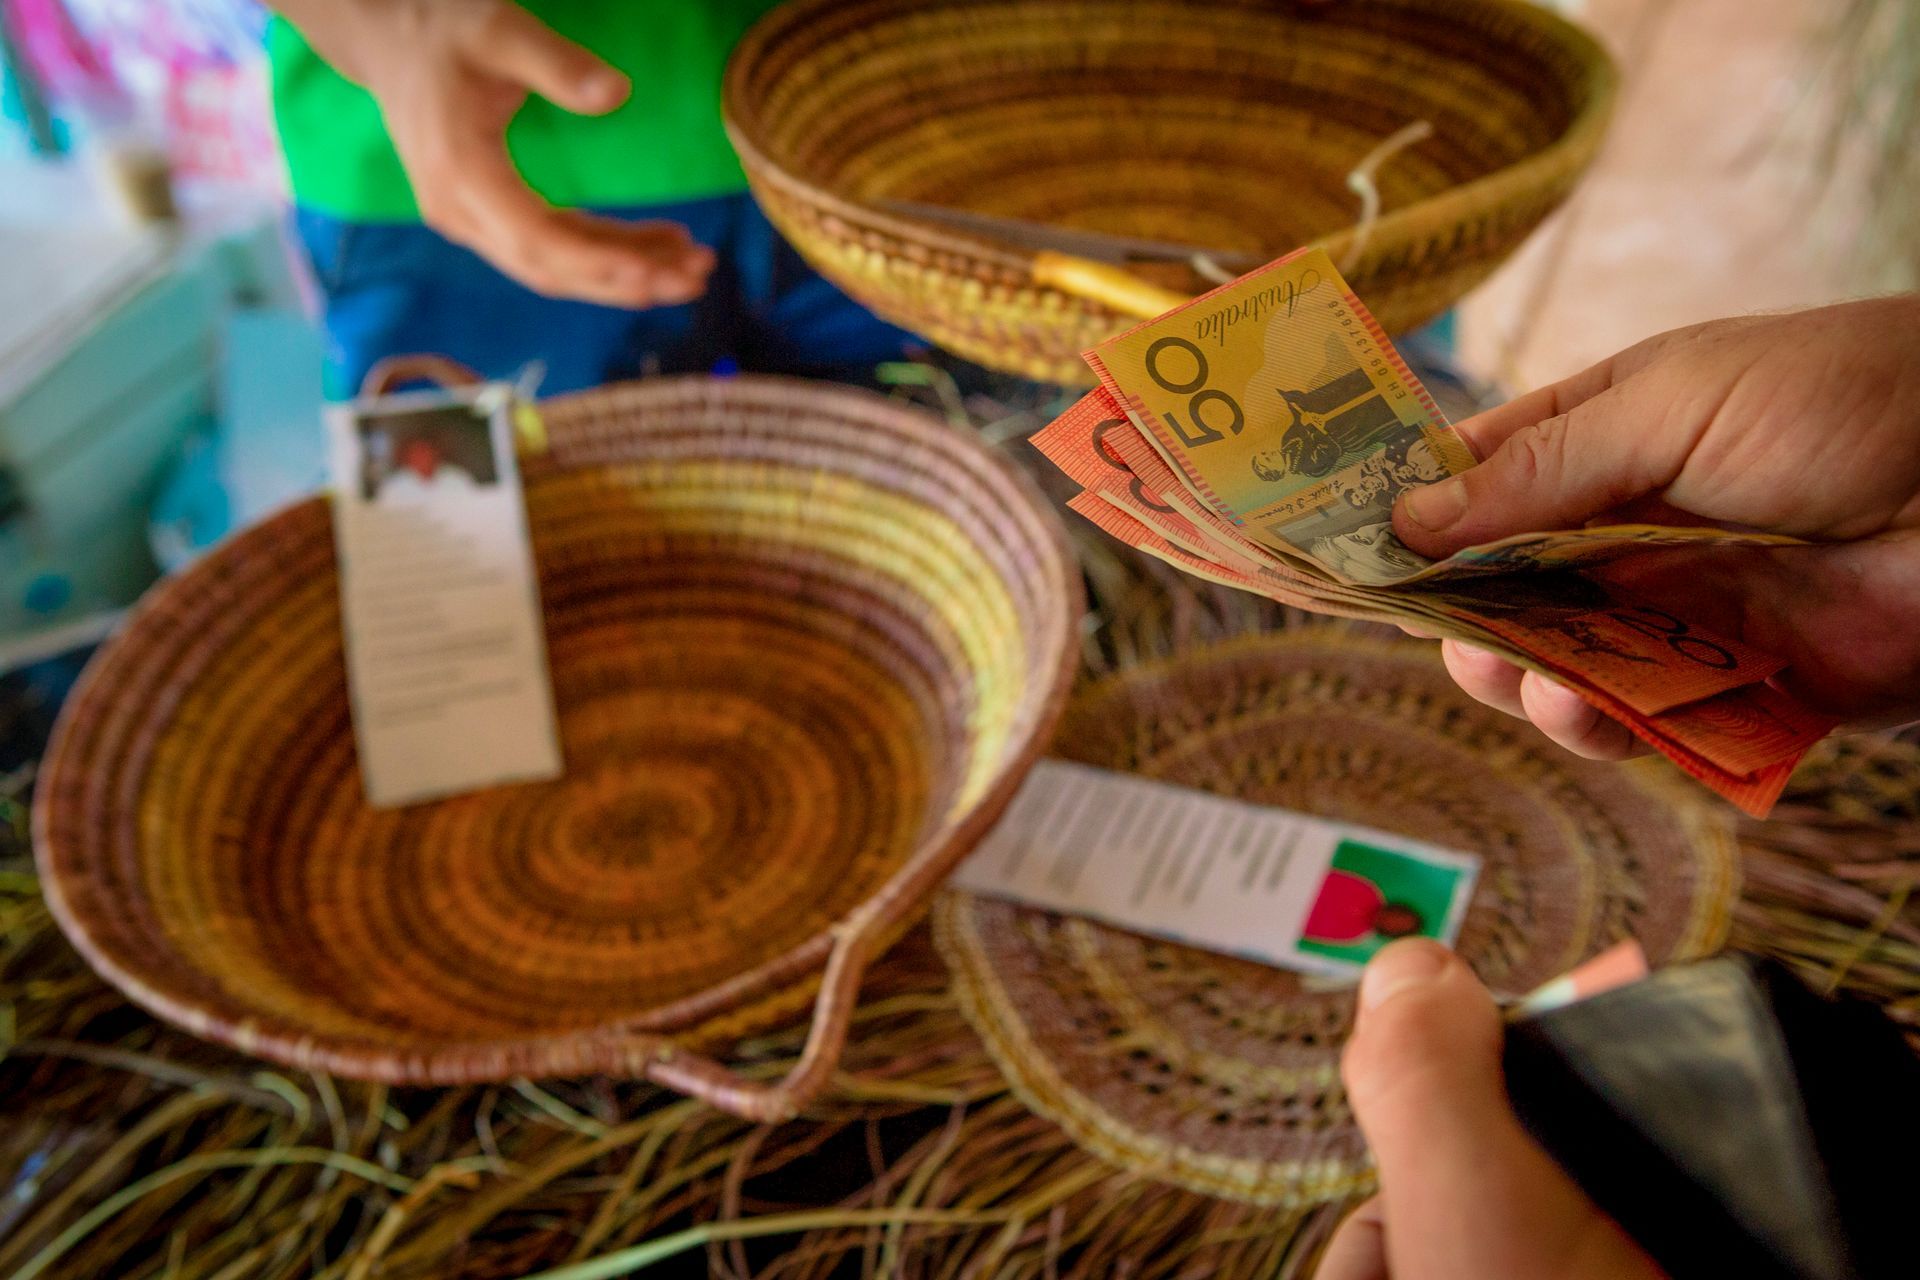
[724,0,1617,383]
[33,372,1081,1121]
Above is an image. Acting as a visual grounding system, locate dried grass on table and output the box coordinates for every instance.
[5,371,1920,1277]
[8,713,1920,1280]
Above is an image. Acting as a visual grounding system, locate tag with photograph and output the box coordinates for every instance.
[326,383,562,807]
[950,760,1479,975]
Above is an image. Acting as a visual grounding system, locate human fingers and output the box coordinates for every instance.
[1440,640,1527,720]
[1439,640,1646,761]
[1393,365,1704,558]
[1446,315,1762,462]
[1316,1197,1388,1280]
[1516,672,1646,761]
[1343,941,1533,1277]
[1343,941,1664,1280]
[448,139,716,305]
[459,1,629,114]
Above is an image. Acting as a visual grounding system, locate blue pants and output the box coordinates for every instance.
[294,194,917,399]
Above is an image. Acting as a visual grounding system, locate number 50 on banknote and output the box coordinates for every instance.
[1085,247,1477,576]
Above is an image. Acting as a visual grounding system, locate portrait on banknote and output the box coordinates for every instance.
[1304,522,1429,584]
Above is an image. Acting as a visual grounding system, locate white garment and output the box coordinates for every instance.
[377,464,481,503]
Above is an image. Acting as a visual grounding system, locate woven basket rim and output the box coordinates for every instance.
[1038,627,1732,839]
[32,374,1085,1091]
[722,0,1619,284]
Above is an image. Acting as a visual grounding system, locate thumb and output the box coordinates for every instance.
[464,3,630,116]
[1343,942,1517,1225]
[1392,376,1692,556]
[1342,941,1629,1279]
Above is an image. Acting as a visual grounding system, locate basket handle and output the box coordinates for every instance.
[360,355,485,398]
[592,897,898,1122]
[360,356,551,454]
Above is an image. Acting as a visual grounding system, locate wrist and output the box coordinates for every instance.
[270,0,431,88]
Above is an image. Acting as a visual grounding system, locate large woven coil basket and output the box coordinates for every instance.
[725,0,1617,384]
[34,374,1081,1122]
[936,631,1739,1205]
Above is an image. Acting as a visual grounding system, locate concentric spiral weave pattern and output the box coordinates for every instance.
[936,631,1740,1205]
[35,376,1080,1106]
[725,0,1616,382]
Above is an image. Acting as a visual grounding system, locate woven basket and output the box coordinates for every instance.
[935,630,1739,1204]
[724,0,1617,383]
[33,373,1081,1121]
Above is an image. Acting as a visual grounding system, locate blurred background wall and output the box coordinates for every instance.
[1460,0,1902,388]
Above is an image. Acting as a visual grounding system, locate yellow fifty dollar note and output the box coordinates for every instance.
[1086,246,1475,584]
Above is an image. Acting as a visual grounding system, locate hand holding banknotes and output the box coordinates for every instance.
[1317,941,1665,1280]
[1393,296,1920,761]
[272,0,716,306]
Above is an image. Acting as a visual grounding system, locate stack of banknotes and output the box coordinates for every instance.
[1036,247,1833,815]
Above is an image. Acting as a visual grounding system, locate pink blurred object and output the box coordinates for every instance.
[163,56,277,189]
[4,0,119,105]
[1517,939,1652,1016]
[5,0,281,197]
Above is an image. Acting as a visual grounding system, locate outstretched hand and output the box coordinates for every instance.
[1393,297,1920,760]
[277,0,716,306]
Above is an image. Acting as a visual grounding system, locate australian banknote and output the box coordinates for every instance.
[1084,246,1798,587]
[1036,249,1834,815]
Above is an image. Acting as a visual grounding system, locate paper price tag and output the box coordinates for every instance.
[951,760,1480,975]
[326,384,562,807]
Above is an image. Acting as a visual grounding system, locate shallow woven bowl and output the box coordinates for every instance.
[34,375,1081,1121]
[936,631,1739,1204]
[725,0,1616,383]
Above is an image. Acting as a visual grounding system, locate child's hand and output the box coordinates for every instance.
[276,0,716,306]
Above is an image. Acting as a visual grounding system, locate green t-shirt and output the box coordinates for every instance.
[268,1,782,220]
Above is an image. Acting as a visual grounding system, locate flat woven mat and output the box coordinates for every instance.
[934,631,1740,1206]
